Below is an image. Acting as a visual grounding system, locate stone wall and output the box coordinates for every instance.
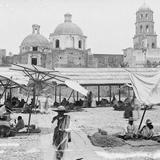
[46,48,88,68]
[93,54,123,68]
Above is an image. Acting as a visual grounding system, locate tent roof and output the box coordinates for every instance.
[55,68,159,85]
[1,66,159,87]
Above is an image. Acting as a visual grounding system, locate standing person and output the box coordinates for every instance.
[51,106,71,160]
[37,99,41,111]
[131,96,141,120]
[83,96,88,108]
[124,100,133,119]
[44,95,49,113]
[88,91,92,107]
[91,95,97,108]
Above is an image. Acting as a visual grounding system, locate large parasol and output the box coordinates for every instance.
[10,64,70,133]
[10,64,88,133]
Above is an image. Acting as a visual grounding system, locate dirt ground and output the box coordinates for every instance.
[1,106,160,160]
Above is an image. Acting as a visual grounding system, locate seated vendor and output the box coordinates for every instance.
[125,117,137,139]
[115,117,136,140]
[15,116,25,132]
[140,119,154,139]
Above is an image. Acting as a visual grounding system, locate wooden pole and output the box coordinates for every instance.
[54,86,57,103]
[27,85,35,133]
[98,85,100,102]
[59,86,61,104]
[1,88,7,101]
[73,90,75,102]
[4,91,6,102]
[138,105,147,130]
[119,85,121,101]
[128,86,130,97]
[76,91,79,101]
[109,85,112,103]
[10,88,12,103]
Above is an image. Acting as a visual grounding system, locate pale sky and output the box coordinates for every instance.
[0,0,160,55]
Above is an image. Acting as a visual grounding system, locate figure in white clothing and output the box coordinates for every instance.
[44,96,49,113]
[91,96,96,107]
[132,96,141,120]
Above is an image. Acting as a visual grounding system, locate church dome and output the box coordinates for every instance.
[21,24,50,48]
[53,13,83,36]
[138,3,151,11]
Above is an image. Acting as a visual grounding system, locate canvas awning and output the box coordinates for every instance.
[65,80,88,96]
[129,71,160,105]
[55,68,159,85]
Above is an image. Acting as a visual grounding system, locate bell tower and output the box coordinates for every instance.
[133,3,157,49]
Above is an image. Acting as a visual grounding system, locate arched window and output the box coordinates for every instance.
[55,39,60,48]
[78,40,82,49]
[145,14,148,18]
[32,46,38,51]
[141,14,143,18]
[140,25,143,32]
[146,25,149,32]
[31,58,37,65]
[152,43,155,48]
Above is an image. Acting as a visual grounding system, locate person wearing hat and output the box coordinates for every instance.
[125,117,137,139]
[140,119,154,139]
[51,106,71,159]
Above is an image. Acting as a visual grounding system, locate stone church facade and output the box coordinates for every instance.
[46,13,90,68]
[6,13,123,68]
[6,24,51,67]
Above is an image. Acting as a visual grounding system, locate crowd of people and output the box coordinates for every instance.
[1,94,51,114]
[53,91,113,110]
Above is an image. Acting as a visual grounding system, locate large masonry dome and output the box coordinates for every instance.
[53,13,83,36]
[21,24,50,50]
